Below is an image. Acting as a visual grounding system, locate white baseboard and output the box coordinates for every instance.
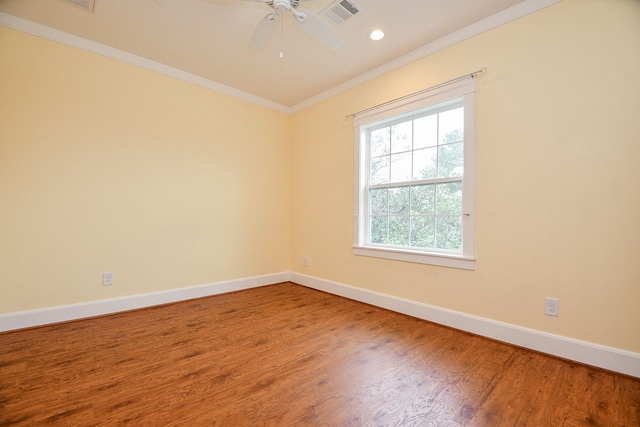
[290,272,640,378]
[2,271,637,378]
[0,272,290,333]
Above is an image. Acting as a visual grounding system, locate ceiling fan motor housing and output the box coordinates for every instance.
[273,0,290,13]
[271,0,301,13]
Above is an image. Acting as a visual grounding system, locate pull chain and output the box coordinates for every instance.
[279,15,284,58]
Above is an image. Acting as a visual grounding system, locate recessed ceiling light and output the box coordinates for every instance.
[369,29,385,41]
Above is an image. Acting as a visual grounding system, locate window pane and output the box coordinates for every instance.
[411,216,435,248]
[389,216,410,246]
[437,142,464,178]
[388,187,409,215]
[413,147,437,180]
[390,152,411,183]
[391,121,412,153]
[370,155,389,184]
[435,182,462,215]
[414,114,437,149]
[370,216,387,244]
[358,82,474,264]
[410,184,435,215]
[435,216,462,251]
[439,107,464,145]
[370,188,388,215]
[370,127,390,157]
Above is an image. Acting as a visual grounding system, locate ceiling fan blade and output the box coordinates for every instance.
[295,8,343,50]
[248,12,279,51]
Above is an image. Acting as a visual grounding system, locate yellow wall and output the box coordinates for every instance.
[291,0,640,353]
[1,0,639,354]
[0,27,291,312]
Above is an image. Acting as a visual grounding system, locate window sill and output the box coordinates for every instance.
[353,246,475,270]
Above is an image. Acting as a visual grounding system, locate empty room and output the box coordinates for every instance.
[1,0,639,425]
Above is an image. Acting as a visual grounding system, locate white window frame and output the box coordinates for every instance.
[353,77,476,270]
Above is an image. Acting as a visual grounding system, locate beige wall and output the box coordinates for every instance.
[1,0,639,354]
[0,27,291,312]
[291,0,640,353]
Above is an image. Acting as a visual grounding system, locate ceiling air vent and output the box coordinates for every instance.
[65,0,95,12]
[322,0,361,26]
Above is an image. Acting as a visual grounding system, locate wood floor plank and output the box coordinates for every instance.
[1,282,638,426]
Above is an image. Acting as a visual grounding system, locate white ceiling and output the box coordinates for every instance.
[0,0,553,110]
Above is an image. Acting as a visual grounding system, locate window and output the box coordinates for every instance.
[353,77,475,269]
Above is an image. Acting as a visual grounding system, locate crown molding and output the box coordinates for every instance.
[1,0,562,114]
[0,12,294,114]
[290,0,563,112]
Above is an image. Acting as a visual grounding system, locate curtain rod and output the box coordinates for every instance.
[347,68,486,119]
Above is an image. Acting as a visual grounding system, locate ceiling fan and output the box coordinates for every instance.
[243,0,343,51]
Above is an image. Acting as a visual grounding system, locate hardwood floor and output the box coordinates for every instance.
[1,282,638,426]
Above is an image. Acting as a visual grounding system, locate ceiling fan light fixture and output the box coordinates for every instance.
[369,29,385,41]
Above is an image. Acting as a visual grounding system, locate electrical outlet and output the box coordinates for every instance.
[544,297,559,317]
[103,272,114,286]
[303,257,308,267]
